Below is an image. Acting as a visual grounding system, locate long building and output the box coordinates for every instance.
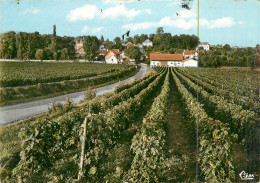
[150,53,198,67]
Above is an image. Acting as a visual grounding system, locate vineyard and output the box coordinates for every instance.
[0,67,258,182]
[0,62,138,105]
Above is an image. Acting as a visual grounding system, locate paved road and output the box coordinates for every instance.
[0,64,147,126]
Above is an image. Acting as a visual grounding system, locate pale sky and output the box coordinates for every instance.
[0,0,259,47]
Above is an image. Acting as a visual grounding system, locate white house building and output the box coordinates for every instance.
[105,49,125,64]
[150,53,198,68]
[183,50,198,60]
[197,42,210,51]
[150,53,183,67]
[142,39,153,47]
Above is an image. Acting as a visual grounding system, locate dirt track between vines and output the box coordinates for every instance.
[165,74,196,182]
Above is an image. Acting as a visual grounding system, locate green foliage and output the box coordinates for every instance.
[0,31,17,59]
[0,31,75,60]
[124,71,170,182]
[35,49,44,60]
[124,47,142,63]
[172,68,236,182]
[83,36,100,60]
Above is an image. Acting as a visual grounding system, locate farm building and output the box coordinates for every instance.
[150,53,198,68]
[182,58,198,67]
[105,49,125,64]
[197,42,210,51]
[183,50,198,60]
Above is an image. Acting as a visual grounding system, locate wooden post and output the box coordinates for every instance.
[78,116,88,180]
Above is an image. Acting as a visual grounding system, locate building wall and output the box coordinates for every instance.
[167,61,183,67]
[75,43,85,56]
[150,60,183,67]
[183,59,198,67]
[106,55,118,64]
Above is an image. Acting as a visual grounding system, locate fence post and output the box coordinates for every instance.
[78,115,88,180]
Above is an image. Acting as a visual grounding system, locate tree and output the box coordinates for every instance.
[133,35,140,44]
[83,36,100,60]
[60,48,68,60]
[126,37,134,43]
[0,31,17,59]
[124,47,142,64]
[223,44,231,51]
[104,39,113,50]
[16,32,28,60]
[113,37,123,50]
[156,27,164,35]
[139,34,148,43]
[35,49,44,61]
[100,35,104,45]
[149,34,155,42]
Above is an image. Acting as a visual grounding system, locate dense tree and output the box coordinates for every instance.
[113,37,123,50]
[139,34,148,43]
[126,37,134,43]
[83,36,100,60]
[223,44,231,51]
[60,48,68,60]
[124,47,142,64]
[156,27,164,35]
[104,39,113,50]
[133,35,140,44]
[16,32,28,60]
[0,31,17,59]
[100,35,104,45]
[35,49,44,61]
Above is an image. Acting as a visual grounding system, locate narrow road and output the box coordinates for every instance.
[0,64,147,126]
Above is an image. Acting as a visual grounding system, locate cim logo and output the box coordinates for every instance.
[239,170,254,180]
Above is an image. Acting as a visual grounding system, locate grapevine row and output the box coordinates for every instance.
[177,68,256,111]
[174,68,255,145]
[15,68,167,181]
[171,69,235,182]
[124,70,170,182]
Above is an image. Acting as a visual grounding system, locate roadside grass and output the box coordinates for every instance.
[0,67,139,106]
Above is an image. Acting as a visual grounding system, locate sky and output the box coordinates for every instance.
[0,0,259,47]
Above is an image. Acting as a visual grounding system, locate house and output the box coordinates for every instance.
[150,53,198,68]
[183,50,198,60]
[150,53,183,67]
[75,37,85,57]
[105,49,125,64]
[142,39,153,47]
[197,42,210,51]
[99,44,107,51]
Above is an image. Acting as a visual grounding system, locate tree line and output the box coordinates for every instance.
[199,44,259,68]
[0,31,75,60]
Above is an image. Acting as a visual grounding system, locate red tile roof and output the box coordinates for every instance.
[110,49,121,55]
[183,50,196,55]
[99,50,107,55]
[150,53,183,61]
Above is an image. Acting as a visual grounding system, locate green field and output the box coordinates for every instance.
[0,67,258,182]
[0,61,138,106]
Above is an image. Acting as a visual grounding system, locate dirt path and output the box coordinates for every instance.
[0,64,147,126]
[165,74,196,182]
